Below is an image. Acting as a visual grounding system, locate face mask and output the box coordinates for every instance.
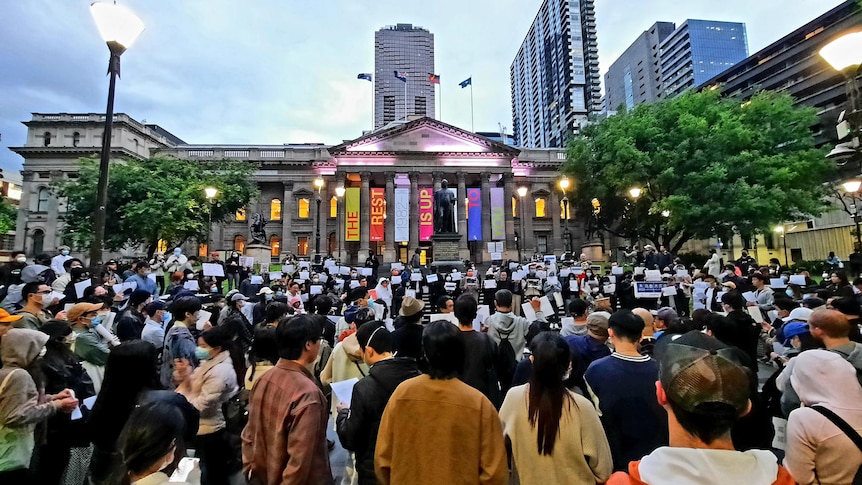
[211,287,218,293]
[194,346,211,361]
[276,291,284,298]
[63,332,77,345]
[174,249,182,256]
[15,256,26,263]
[90,316,102,328]
[187,274,194,280]
[37,346,47,358]
[61,250,70,256]
[562,368,571,381]
[162,312,172,323]
[41,293,54,307]
[785,289,794,297]
[265,294,274,301]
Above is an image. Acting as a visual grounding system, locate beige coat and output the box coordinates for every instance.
[179,350,238,435]
[499,384,613,485]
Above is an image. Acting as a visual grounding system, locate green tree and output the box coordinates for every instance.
[0,197,17,235]
[55,156,258,256]
[564,89,834,253]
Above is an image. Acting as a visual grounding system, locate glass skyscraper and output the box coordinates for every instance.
[510,0,601,148]
[374,24,436,130]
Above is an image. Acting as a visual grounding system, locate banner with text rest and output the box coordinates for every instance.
[345,187,360,242]
[370,188,385,242]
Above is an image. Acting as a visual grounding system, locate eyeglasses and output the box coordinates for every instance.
[37,289,52,295]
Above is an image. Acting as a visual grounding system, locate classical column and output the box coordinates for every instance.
[524,185,535,258]
[432,171,443,192]
[384,172,396,263]
[281,182,294,257]
[502,173,515,256]
[456,172,468,259]
[550,187,562,256]
[319,188,330,257]
[480,172,492,263]
[409,173,419,252]
[360,172,371,257]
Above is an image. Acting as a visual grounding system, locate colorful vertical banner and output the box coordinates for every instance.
[467,188,482,241]
[345,187,360,241]
[419,187,434,242]
[394,188,410,242]
[370,188,385,242]
[490,187,505,240]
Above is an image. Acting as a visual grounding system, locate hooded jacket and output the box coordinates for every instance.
[485,310,545,362]
[336,357,421,485]
[784,350,862,485]
[0,329,58,471]
[777,342,862,415]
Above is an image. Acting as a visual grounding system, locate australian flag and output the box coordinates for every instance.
[394,71,408,82]
[459,77,472,88]
[357,73,372,82]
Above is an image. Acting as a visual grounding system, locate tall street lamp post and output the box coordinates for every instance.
[843,179,862,249]
[314,177,324,260]
[89,2,144,282]
[774,225,789,267]
[204,187,218,257]
[820,33,862,162]
[335,186,345,262]
[517,186,528,262]
[559,177,571,253]
[628,187,642,247]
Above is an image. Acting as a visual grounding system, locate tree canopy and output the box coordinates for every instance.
[0,197,17,236]
[55,155,258,256]
[564,89,833,253]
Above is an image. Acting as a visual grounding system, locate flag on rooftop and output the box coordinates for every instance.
[357,73,372,82]
[428,73,440,84]
[394,71,408,82]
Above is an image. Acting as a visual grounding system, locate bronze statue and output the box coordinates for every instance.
[250,212,268,244]
[433,179,456,234]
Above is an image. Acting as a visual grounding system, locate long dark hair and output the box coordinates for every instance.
[112,401,186,485]
[527,332,574,456]
[88,340,161,450]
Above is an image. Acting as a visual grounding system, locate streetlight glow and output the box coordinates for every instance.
[517,186,528,198]
[774,225,785,233]
[661,210,670,218]
[204,187,218,199]
[629,187,642,199]
[314,177,325,192]
[335,186,346,198]
[90,2,145,52]
[819,32,862,72]
[559,177,570,191]
[844,179,862,193]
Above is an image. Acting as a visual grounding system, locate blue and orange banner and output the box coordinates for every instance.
[490,187,505,240]
[345,187,360,241]
[370,188,385,242]
[419,187,434,242]
[467,188,482,241]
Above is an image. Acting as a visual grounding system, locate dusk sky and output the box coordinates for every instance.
[0,0,843,172]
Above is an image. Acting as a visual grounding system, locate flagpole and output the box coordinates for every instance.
[371,76,375,130]
[439,80,443,121]
[470,79,474,132]
[404,76,408,121]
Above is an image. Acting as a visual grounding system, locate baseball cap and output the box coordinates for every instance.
[0,308,23,324]
[658,331,750,417]
[399,296,425,317]
[586,311,610,338]
[656,306,678,323]
[721,281,737,290]
[787,307,813,322]
[782,321,810,346]
[67,302,103,323]
[257,287,274,296]
[231,293,249,302]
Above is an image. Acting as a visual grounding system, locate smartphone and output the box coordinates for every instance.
[169,457,199,482]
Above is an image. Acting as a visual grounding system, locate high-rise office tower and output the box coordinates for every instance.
[604,22,676,112]
[374,24,435,130]
[660,20,748,98]
[511,0,601,148]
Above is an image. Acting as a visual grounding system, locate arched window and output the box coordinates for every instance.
[37,188,49,212]
[43,132,52,147]
[512,196,518,217]
[330,196,337,218]
[198,243,208,258]
[72,132,81,147]
[535,197,547,218]
[236,208,246,221]
[270,199,282,220]
[233,235,246,253]
[270,235,280,257]
[560,200,572,219]
[32,229,44,255]
[298,198,310,218]
[157,239,168,253]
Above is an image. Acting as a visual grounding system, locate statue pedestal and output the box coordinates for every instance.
[581,242,605,263]
[431,233,462,262]
[244,244,273,269]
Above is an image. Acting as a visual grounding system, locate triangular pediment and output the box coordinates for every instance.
[330,118,519,156]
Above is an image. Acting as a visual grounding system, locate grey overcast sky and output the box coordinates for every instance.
[0,0,844,172]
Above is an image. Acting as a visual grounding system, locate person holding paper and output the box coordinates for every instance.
[336,321,421,485]
[116,290,153,342]
[165,248,190,275]
[125,260,158,297]
[485,290,545,391]
[703,249,722,278]
[453,295,502,408]
[160,297,203,389]
[225,251,241,292]
[719,292,761,374]
[747,273,775,315]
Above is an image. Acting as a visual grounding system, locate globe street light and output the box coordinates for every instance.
[335,186,346,262]
[774,225,789,267]
[89,2,144,282]
[517,186,528,262]
[820,32,862,163]
[204,187,218,257]
[628,187,642,247]
[843,179,862,250]
[558,177,572,253]
[313,177,324,259]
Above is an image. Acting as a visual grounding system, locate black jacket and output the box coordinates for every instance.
[336,358,421,485]
[116,308,145,342]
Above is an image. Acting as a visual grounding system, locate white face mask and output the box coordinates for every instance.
[38,347,47,358]
[41,293,54,308]
[15,256,26,263]
[63,332,78,345]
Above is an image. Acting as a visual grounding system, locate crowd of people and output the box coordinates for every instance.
[0,244,861,485]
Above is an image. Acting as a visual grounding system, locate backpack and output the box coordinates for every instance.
[811,405,862,485]
[494,328,517,395]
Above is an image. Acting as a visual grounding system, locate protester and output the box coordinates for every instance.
[486,290,545,392]
[564,311,611,393]
[500,332,613,484]
[561,298,589,337]
[13,281,53,330]
[390,295,426,362]
[160,297,202,389]
[375,321,507,484]
[68,301,112,392]
[141,301,170,350]
[116,289,152,342]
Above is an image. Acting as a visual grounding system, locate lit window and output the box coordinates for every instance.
[233,235,246,253]
[198,243,208,258]
[270,199,282,220]
[535,197,546,218]
[297,236,309,256]
[236,208,246,221]
[270,235,280,257]
[298,198,310,218]
[157,239,168,253]
[330,196,337,218]
[37,188,49,212]
[512,197,518,217]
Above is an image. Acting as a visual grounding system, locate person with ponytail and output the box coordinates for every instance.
[112,401,199,485]
[499,332,612,484]
[175,324,239,485]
